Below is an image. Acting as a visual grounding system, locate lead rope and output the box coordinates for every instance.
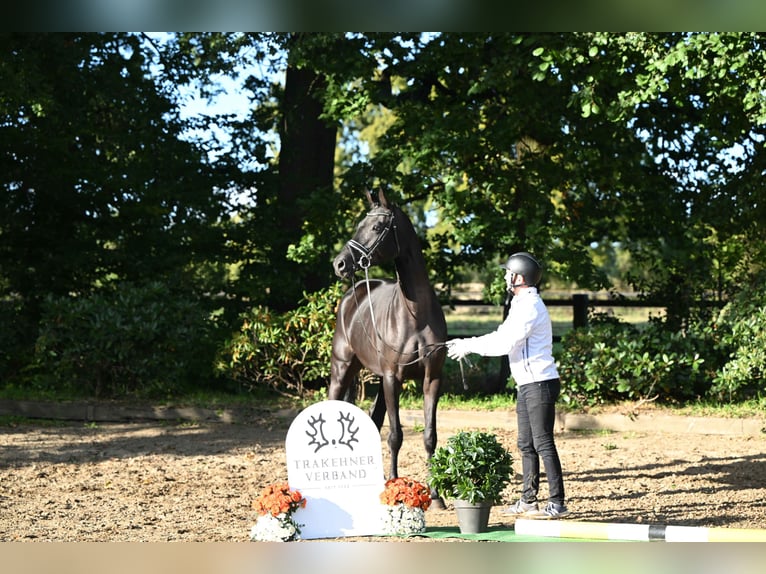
[458,355,472,390]
[351,263,454,371]
[357,259,469,390]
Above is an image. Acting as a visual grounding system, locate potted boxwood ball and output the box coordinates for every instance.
[428,430,514,533]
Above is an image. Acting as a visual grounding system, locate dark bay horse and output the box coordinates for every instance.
[329,188,447,503]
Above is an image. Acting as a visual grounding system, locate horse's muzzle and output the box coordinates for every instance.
[333,252,354,279]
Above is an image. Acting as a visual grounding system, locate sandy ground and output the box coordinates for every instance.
[2,406,766,542]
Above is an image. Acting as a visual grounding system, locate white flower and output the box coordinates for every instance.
[380,504,426,536]
[249,513,302,542]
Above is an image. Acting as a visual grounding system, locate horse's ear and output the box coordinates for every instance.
[377,187,390,208]
[365,188,379,207]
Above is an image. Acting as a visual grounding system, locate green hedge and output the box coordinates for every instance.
[0,298,36,384]
[709,280,766,402]
[556,282,766,407]
[13,275,766,406]
[557,313,709,407]
[32,281,216,398]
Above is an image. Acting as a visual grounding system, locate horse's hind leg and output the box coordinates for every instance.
[342,376,359,403]
[423,374,445,508]
[369,378,386,430]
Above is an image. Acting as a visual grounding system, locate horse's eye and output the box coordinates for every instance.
[373,224,382,233]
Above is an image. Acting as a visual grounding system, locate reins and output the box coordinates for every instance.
[351,267,468,389]
[352,263,448,367]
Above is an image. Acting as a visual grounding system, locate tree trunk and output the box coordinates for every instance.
[271,59,337,311]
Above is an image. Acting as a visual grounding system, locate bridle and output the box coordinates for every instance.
[345,208,399,271]
[344,208,399,356]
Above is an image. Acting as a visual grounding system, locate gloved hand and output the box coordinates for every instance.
[447,338,473,361]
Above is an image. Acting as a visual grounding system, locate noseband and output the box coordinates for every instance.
[345,209,399,270]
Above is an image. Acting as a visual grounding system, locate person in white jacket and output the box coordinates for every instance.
[447,252,568,519]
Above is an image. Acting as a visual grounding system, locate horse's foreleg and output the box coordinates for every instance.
[329,353,361,403]
[423,376,445,508]
[381,373,402,479]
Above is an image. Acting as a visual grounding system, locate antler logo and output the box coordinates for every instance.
[305,409,359,453]
[336,411,359,449]
[306,413,330,453]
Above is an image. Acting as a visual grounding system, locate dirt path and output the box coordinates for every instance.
[2,408,766,541]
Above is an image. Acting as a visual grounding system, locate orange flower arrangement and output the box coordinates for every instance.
[252,482,306,517]
[379,477,432,511]
[250,482,307,542]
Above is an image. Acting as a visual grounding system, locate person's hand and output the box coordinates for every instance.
[447,338,473,361]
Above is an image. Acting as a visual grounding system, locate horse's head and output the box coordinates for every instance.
[333,189,400,279]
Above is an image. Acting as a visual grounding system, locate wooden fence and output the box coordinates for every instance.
[448,293,725,341]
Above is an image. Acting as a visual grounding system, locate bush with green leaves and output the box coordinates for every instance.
[557,313,707,407]
[428,430,513,504]
[33,281,216,398]
[708,279,766,402]
[0,298,37,385]
[216,282,345,396]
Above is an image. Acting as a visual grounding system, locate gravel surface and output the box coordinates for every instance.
[2,407,766,542]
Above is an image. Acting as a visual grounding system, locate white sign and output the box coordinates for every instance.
[285,400,386,539]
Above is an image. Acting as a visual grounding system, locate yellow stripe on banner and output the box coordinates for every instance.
[665,525,766,542]
[707,527,766,542]
[558,521,617,540]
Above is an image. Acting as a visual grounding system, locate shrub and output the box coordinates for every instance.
[428,430,513,504]
[556,314,630,406]
[216,282,345,396]
[33,281,216,398]
[558,313,707,407]
[0,298,37,385]
[708,281,766,402]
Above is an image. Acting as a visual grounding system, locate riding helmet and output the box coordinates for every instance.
[500,252,543,287]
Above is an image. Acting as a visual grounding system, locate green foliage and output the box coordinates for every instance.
[32,282,216,399]
[0,34,231,309]
[0,298,37,384]
[709,276,766,402]
[5,33,766,408]
[428,430,513,504]
[216,283,345,395]
[558,313,708,407]
[319,32,766,309]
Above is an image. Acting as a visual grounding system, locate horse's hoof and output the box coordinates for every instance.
[430,496,446,510]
